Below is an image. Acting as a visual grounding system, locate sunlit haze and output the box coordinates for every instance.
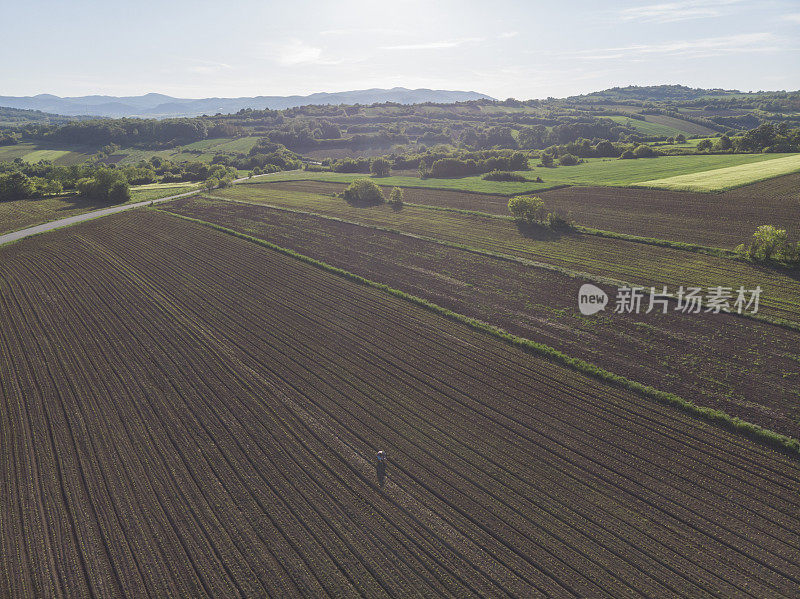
[4,0,800,98]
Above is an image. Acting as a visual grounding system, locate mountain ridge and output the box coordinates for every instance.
[0,88,493,118]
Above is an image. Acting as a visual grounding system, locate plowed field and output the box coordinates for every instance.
[1,210,799,597]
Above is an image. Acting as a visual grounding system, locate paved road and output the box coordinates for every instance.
[0,171,293,248]
[0,190,203,248]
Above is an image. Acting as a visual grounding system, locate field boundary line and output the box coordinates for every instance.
[199,194,800,333]
[152,207,800,458]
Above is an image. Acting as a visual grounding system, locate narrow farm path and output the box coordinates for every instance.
[0,171,295,248]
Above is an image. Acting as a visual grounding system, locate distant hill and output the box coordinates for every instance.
[0,105,92,126]
[0,88,494,119]
[570,84,754,102]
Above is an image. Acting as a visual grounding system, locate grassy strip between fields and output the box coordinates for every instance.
[238,175,570,196]
[154,206,800,458]
[202,194,800,334]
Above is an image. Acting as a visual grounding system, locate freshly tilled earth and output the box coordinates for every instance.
[1,210,799,597]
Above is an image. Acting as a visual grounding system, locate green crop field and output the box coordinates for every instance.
[643,114,718,135]
[113,136,262,165]
[0,142,91,165]
[211,184,800,323]
[256,153,797,194]
[128,182,199,202]
[637,153,800,191]
[213,136,260,153]
[608,116,687,138]
[252,170,554,194]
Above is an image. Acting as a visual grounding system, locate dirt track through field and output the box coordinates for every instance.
[2,210,800,597]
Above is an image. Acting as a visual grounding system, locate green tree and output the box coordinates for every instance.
[558,153,580,166]
[44,179,63,195]
[633,144,657,158]
[594,140,617,157]
[751,225,787,260]
[75,169,129,202]
[539,153,554,167]
[675,134,687,144]
[388,187,404,206]
[342,179,385,204]
[737,225,791,261]
[108,181,131,203]
[370,157,391,177]
[0,172,36,201]
[508,195,546,224]
[696,139,714,152]
[715,135,733,151]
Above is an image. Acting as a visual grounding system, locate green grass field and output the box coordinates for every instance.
[256,153,798,194]
[114,136,261,165]
[636,153,800,191]
[251,170,555,194]
[128,182,199,202]
[0,143,91,165]
[210,185,800,323]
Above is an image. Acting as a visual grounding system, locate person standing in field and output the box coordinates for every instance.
[376,451,386,487]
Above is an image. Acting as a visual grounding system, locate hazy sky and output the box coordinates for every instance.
[4,0,799,99]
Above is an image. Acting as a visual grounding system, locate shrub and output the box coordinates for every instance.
[370,157,391,177]
[508,195,546,224]
[594,140,618,157]
[619,150,636,159]
[558,153,580,166]
[342,179,385,205]
[76,169,130,203]
[387,187,404,206]
[482,170,528,182]
[108,180,131,203]
[545,209,573,230]
[539,153,554,167]
[428,158,478,178]
[736,225,799,264]
[696,139,714,152]
[715,135,733,151]
[633,144,657,158]
[0,171,36,201]
[332,157,371,173]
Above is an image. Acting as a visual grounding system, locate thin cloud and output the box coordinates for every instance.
[320,28,397,36]
[499,31,519,39]
[187,60,232,74]
[268,39,342,66]
[382,37,484,51]
[572,32,779,60]
[786,13,800,24]
[620,0,743,23]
